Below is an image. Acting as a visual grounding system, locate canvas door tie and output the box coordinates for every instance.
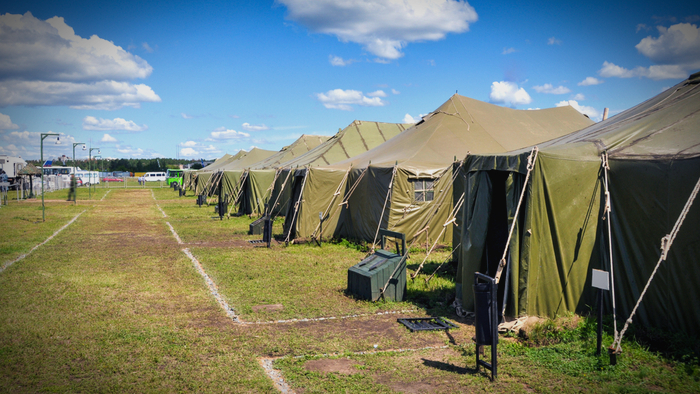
[371,164,398,253]
[411,192,465,279]
[494,146,538,284]
[601,151,619,345]
[612,173,700,353]
[311,165,351,240]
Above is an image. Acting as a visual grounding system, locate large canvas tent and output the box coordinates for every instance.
[238,135,330,215]
[283,94,593,251]
[254,120,411,217]
[458,72,700,335]
[202,147,277,203]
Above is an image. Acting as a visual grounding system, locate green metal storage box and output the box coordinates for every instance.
[347,230,406,302]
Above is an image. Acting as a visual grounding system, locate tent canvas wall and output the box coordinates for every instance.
[285,94,594,251]
[459,72,700,335]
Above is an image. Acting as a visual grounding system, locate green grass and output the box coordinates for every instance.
[1,188,697,393]
[0,200,87,264]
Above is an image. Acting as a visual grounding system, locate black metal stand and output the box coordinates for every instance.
[597,288,603,356]
[474,272,498,380]
[263,217,272,248]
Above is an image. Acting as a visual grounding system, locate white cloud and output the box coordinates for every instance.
[0,113,19,129]
[636,23,700,68]
[180,148,198,156]
[599,23,700,81]
[367,90,387,97]
[573,93,585,101]
[0,12,160,109]
[598,61,687,80]
[532,83,571,94]
[578,76,603,86]
[403,114,417,123]
[142,42,154,53]
[210,127,250,140]
[392,89,400,95]
[556,100,601,121]
[101,133,118,142]
[241,122,270,132]
[82,116,147,131]
[279,0,478,59]
[316,89,385,110]
[502,47,516,55]
[181,140,197,147]
[0,80,161,110]
[181,113,193,119]
[329,55,354,66]
[548,37,562,45]
[489,81,532,106]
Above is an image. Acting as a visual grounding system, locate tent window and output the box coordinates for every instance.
[413,178,435,202]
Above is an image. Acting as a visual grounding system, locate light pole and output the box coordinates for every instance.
[72,142,86,203]
[89,147,100,200]
[93,155,102,194]
[41,133,60,222]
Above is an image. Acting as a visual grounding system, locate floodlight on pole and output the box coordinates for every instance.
[89,147,100,200]
[40,132,60,222]
[72,142,86,204]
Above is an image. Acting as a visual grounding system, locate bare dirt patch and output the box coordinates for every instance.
[304,358,362,375]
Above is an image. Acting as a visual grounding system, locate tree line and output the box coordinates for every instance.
[27,158,206,172]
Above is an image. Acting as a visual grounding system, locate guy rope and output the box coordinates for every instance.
[611,172,700,354]
[601,151,619,347]
[494,146,539,284]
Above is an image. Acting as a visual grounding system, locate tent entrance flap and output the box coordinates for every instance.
[483,171,510,318]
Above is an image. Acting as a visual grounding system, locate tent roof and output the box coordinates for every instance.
[199,152,244,172]
[18,163,41,175]
[326,94,594,173]
[279,120,412,168]
[219,147,277,170]
[250,135,330,169]
[535,71,700,161]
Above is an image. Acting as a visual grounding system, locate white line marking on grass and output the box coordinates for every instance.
[259,345,449,393]
[1,210,86,274]
[100,190,111,201]
[151,189,156,200]
[260,358,296,394]
[166,222,183,244]
[182,248,240,322]
[244,309,419,325]
[157,204,167,218]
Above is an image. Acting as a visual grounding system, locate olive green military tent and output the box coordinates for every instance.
[202,148,277,205]
[283,94,593,252]
[459,72,700,335]
[189,151,246,194]
[258,120,411,219]
[238,135,330,215]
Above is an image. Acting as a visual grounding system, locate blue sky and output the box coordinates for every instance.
[0,0,698,161]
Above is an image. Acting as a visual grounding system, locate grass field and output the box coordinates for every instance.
[1,188,698,393]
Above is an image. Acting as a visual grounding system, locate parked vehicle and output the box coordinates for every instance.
[75,170,100,186]
[102,176,124,182]
[166,169,183,186]
[0,155,27,188]
[143,172,166,182]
